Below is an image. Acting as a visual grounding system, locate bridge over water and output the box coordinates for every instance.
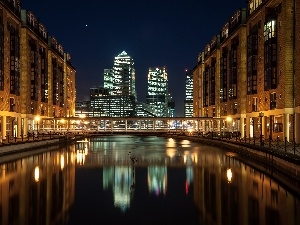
[41,116,229,134]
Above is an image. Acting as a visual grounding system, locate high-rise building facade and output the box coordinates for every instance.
[90,87,135,117]
[113,51,136,100]
[89,51,136,117]
[146,67,169,117]
[0,2,76,139]
[103,69,114,94]
[184,69,193,117]
[167,99,175,117]
[193,0,300,143]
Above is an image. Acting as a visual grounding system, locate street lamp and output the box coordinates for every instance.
[35,115,40,134]
[259,112,264,146]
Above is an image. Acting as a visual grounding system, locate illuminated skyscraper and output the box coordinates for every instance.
[184,69,193,117]
[146,67,169,117]
[112,51,136,100]
[89,51,136,117]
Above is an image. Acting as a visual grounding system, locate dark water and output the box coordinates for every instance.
[0,135,299,225]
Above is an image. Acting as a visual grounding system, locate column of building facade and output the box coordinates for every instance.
[295,114,300,143]
[283,113,290,141]
[240,116,245,138]
[239,22,248,138]
[293,0,300,143]
[0,116,6,141]
[283,0,297,142]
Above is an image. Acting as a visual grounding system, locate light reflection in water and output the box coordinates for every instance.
[86,136,299,225]
[76,150,85,165]
[76,140,90,165]
[227,168,232,183]
[166,137,176,147]
[166,148,177,158]
[103,165,169,212]
[181,139,191,147]
[113,167,132,212]
[83,135,299,224]
[34,166,40,182]
[0,136,298,225]
[148,166,167,196]
[0,146,76,225]
[60,155,65,170]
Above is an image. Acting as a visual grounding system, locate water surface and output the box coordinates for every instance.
[0,135,298,225]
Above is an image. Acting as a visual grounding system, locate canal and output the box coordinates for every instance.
[0,135,299,225]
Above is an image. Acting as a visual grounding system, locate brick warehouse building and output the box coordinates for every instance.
[193,0,299,143]
[0,1,76,140]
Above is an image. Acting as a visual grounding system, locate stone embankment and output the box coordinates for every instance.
[0,138,60,155]
[0,135,82,157]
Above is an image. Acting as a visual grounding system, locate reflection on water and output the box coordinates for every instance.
[193,151,300,225]
[148,166,167,196]
[0,135,299,225]
[0,146,76,225]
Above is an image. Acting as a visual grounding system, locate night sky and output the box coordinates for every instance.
[21,0,245,116]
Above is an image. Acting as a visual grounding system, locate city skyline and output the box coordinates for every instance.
[92,53,173,117]
[21,0,245,116]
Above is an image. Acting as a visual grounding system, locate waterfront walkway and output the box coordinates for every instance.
[176,131,300,157]
[210,135,300,156]
[167,133,300,166]
[0,133,81,156]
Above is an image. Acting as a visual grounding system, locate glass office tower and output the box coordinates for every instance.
[113,51,136,100]
[146,67,169,117]
[89,51,137,117]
